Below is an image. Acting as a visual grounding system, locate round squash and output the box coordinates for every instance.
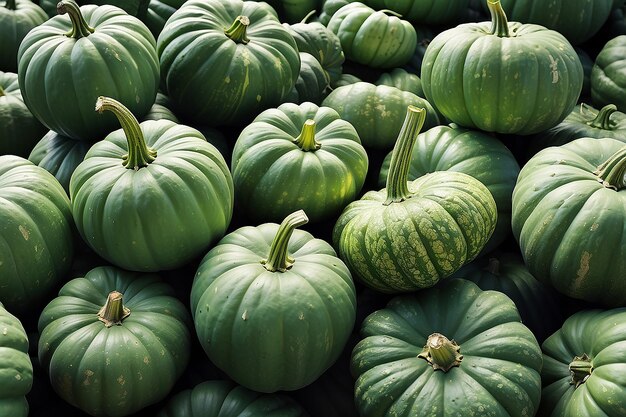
[70,97,233,272]
[191,210,357,393]
[591,35,626,113]
[376,68,424,98]
[421,0,583,135]
[0,0,47,73]
[143,0,184,39]
[38,266,191,417]
[17,0,159,141]
[333,106,497,293]
[283,52,330,105]
[351,278,543,417]
[382,0,469,25]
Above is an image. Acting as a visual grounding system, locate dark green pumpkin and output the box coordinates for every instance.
[157,0,300,127]
[70,97,233,272]
[331,73,362,89]
[333,107,497,293]
[327,3,417,69]
[321,82,440,150]
[0,71,47,157]
[0,155,74,317]
[0,302,33,417]
[38,0,150,18]
[37,266,191,417]
[317,0,349,26]
[143,0,184,39]
[382,0,469,25]
[190,210,357,393]
[157,380,308,417]
[17,0,159,141]
[512,137,626,306]
[0,0,47,72]
[351,279,542,417]
[28,131,90,194]
[283,53,330,105]
[378,124,519,255]
[231,101,368,224]
[376,68,424,98]
[421,0,583,135]
[591,35,626,113]
[539,308,626,417]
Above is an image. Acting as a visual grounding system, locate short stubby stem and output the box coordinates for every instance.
[225,15,250,44]
[294,119,320,151]
[569,353,593,388]
[418,333,463,372]
[261,210,309,272]
[98,291,131,327]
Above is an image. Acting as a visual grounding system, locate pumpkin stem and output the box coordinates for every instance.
[587,104,618,130]
[95,96,157,170]
[57,0,95,39]
[294,119,321,151]
[0,85,5,97]
[593,146,626,190]
[261,210,309,272]
[486,257,501,275]
[383,105,426,205]
[379,9,403,18]
[487,0,510,38]
[4,0,16,10]
[569,353,593,388]
[300,9,317,24]
[98,291,131,327]
[418,333,463,372]
[225,15,250,45]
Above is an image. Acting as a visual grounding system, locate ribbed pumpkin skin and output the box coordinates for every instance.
[17,4,159,141]
[421,17,583,135]
[0,156,74,316]
[0,0,47,73]
[157,0,300,127]
[157,380,308,417]
[38,0,150,18]
[191,222,356,393]
[143,0,185,39]
[0,302,32,417]
[591,35,626,113]
[327,3,417,69]
[540,308,626,417]
[0,71,47,157]
[496,0,613,45]
[231,102,368,224]
[28,131,90,194]
[378,124,519,255]
[38,266,191,417]
[333,171,497,293]
[351,279,543,417]
[70,119,234,272]
[382,0,469,25]
[511,138,626,306]
[283,53,330,105]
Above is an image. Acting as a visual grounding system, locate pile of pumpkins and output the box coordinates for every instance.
[2,0,626,416]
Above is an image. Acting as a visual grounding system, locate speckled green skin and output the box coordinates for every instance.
[37,266,191,417]
[333,171,497,293]
[591,35,626,113]
[351,279,543,417]
[540,308,626,417]
[231,101,368,224]
[157,0,300,127]
[327,3,416,69]
[378,124,519,255]
[0,302,32,417]
[0,0,47,73]
[157,380,308,417]
[0,156,74,316]
[511,138,626,306]
[421,11,583,135]
[190,222,356,393]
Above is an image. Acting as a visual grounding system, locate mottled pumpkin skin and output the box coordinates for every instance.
[351,279,543,417]
[333,171,497,293]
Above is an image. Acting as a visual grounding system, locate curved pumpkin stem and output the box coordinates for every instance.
[261,210,309,272]
[593,146,626,190]
[587,104,618,130]
[225,15,250,44]
[57,0,94,39]
[487,0,510,38]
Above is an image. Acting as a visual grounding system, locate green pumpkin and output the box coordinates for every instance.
[0,155,74,317]
[283,53,330,105]
[17,0,159,141]
[495,0,613,45]
[157,380,308,417]
[351,279,543,417]
[0,0,47,72]
[540,308,626,417]
[38,0,150,18]
[142,92,179,123]
[28,131,90,194]
[382,0,469,25]
[421,0,583,135]
[327,2,417,69]
[378,124,519,255]
[376,68,424,98]
[512,137,626,306]
[0,302,33,417]
[331,73,361,89]
[267,0,320,23]
[231,101,368,224]
[38,266,191,417]
[0,71,47,157]
[143,0,184,39]
[333,106,498,293]
[321,82,440,150]
[70,97,233,272]
[591,35,626,113]
[317,0,349,26]
[157,0,300,127]
[451,252,564,343]
[190,210,357,393]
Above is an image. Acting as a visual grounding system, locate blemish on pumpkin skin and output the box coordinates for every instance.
[19,225,29,240]
[573,252,591,292]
